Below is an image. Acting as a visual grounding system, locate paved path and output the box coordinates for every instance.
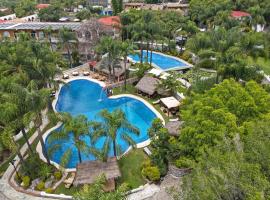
[0,110,55,200]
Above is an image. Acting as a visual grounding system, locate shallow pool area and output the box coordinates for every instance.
[45,79,158,168]
[128,50,192,71]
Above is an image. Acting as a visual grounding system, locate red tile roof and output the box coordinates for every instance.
[231,11,251,18]
[98,16,120,27]
[0,19,6,23]
[36,4,50,9]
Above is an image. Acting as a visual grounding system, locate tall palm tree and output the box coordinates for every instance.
[95,36,121,82]
[90,109,139,159]
[48,114,90,164]
[59,28,77,68]
[120,40,137,91]
[25,81,51,164]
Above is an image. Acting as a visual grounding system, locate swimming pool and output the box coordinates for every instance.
[128,50,192,71]
[45,79,159,168]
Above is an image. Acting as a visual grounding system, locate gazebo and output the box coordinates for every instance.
[135,75,160,96]
[165,121,184,136]
[160,96,180,116]
[73,157,121,191]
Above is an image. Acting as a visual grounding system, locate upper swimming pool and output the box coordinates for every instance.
[128,50,192,71]
[45,79,158,168]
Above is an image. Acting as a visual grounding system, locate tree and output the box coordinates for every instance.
[14,0,36,18]
[90,109,139,159]
[112,0,123,15]
[119,40,136,91]
[95,36,121,82]
[48,114,90,164]
[38,3,66,22]
[75,9,92,21]
[59,28,77,68]
[148,118,171,176]
[74,175,128,200]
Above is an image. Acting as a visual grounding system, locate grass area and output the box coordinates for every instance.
[54,183,82,196]
[117,149,149,189]
[113,84,169,122]
[247,57,270,75]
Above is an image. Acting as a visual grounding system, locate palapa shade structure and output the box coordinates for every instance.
[165,121,184,136]
[160,96,180,109]
[135,75,159,96]
[73,157,121,190]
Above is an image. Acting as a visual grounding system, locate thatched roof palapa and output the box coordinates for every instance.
[165,121,184,136]
[74,157,121,186]
[135,75,159,95]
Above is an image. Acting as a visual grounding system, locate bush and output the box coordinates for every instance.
[175,157,195,168]
[142,166,160,182]
[22,176,31,189]
[35,181,45,191]
[53,171,62,180]
[45,187,54,193]
[181,51,191,61]
[141,160,151,169]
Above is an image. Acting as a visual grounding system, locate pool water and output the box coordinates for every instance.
[45,79,157,168]
[128,50,189,71]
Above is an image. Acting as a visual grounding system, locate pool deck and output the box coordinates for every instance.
[127,50,193,72]
[37,77,164,172]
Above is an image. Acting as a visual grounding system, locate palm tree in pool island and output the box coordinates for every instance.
[48,114,90,164]
[90,109,140,161]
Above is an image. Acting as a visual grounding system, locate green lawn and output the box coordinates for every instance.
[247,57,270,75]
[117,149,149,189]
[54,183,82,196]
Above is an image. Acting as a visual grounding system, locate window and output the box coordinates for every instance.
[3,31,10,38]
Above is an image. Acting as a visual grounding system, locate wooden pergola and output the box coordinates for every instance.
[73,157,121,191]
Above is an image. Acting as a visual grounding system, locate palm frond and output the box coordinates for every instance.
[122,133,136,147]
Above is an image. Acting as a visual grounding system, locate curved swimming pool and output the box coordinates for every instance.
[45,79,159,168]
[128,50,192,71]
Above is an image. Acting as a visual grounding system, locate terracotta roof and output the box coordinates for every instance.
[74,157,121,186]
[231,11,251,18]
[98,16,120,27]
[36,4,50,9]
[0,19,6,23]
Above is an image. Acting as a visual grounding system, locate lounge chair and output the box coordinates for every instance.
[143,147,152,156]
[83,71,90,76]
[63,74,69,79]
[63,172,75,189]
[72,71,79,76]
[152,99,160,105]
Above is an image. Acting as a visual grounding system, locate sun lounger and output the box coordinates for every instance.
[72,71,79,76]
[169,118,179,122]
[152,99,160,105]
[83,71,90,76]
[143,147,152,156]
[63,74,69,79]
[64,172,75,188]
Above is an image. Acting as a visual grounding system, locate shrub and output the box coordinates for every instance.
[142,166,160,182]
[141,160,151,169]
[53,171,62,180]
[22,176,31,189]
[181,51,191,61]
[14,173,22,183]
[175,157,195,168]
[45,188,54,193]
[35,181,45,191]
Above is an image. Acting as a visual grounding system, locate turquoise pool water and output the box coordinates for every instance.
[128,50,189,71]
[45,79,157,168]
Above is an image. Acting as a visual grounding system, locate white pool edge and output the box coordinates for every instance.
[37,77,164,172]
[127,50,193,71]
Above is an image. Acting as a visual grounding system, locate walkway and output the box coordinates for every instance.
[0,110,55,200]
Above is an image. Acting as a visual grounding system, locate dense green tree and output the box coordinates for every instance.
[38,3,66,22]
[14,0,36,18]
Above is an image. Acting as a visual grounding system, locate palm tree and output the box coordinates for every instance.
[120,40,137,91]
[59,28,77,68]
[44,26,53,51]
[95,36,121,82]
[25,81,51,164]
[90,109,139,159]
[48,114,90,164]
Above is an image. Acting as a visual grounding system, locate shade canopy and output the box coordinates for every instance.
[73,157,121,186]
[135,75,159,95]
[160,96,180,109]
[148,68,163,76]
